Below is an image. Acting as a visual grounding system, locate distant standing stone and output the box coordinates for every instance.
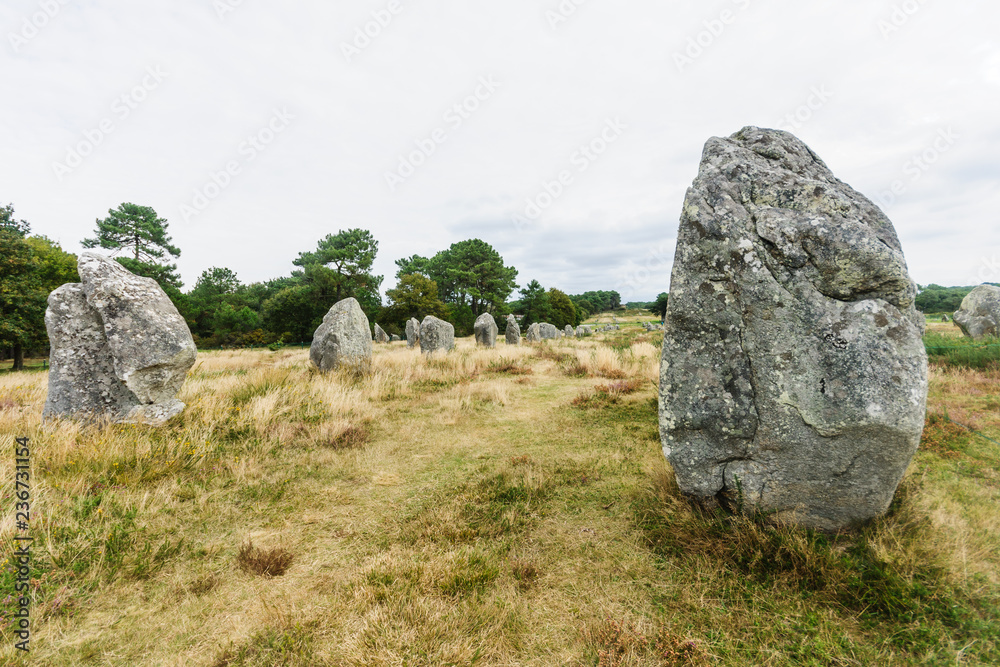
[505,315,521,345]
[564,325,574,337]
[539,323,559,340]
[474,313,498,348]
[44,253,197,425]
[310,297,373,373]
[526,323,541,342]
[374,323,390,344]
[390,334,401,342]
[420,316,455,354]
[953,285,1000,340]
[660,126,928,531]
[406,318,420,348]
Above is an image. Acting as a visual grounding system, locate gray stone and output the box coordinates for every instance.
[474,313,498,348]
[43,253,197,425]
[505,315,520,345]
[526,323,541,342]
[659,126,928,531]
[420,316,455,354]
[406,318,420,348]
[374,323,390,344]
[310,297,373,373]
[953,285,1000,340]
[564,325,575,337]
[390,334,401,342]
[539,323,559,340]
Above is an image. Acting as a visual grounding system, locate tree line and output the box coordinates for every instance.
[1,201,640,366]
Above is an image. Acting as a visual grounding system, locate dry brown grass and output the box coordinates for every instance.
[0,331,997,665]
[236,540,294,577]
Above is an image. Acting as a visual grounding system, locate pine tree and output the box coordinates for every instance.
[82,203,183,293]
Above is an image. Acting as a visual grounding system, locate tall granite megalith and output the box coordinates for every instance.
[44,253,197,425]
[659,127,928,531]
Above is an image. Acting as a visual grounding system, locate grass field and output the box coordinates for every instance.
[0,319,998,665]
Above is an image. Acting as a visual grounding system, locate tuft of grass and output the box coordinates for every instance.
[236,540,294,577]
[212,622,318,667]
[487,358,533,375]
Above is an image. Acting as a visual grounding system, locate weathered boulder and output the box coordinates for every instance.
[406,318,420,348]
[390,334,401,342]
[525,323,541,342]
[374,323,390,344]
[659,126,928,531]
[953,285,1000,340]
[310,297,373,373]
[564,325,575,337]
[505,315,521,345]
[43,253,197,425]
[474,313,498,347]
[539,323,559,340]
[420,316,455,354]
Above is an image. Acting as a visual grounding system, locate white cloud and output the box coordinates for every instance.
[1,0,997,301]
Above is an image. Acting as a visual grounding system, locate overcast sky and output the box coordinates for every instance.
[2,0,998,302]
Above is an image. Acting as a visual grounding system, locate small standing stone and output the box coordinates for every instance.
[374,323,390,344]
[505,315,520,345]
[310,297,373,373]
[420,316,455,354]
[406,318,420,348]
[526,323,541,342]
[564,325,574,337]
[474,313,498,348]
[390,334,401,342]
[953,285,1000,340]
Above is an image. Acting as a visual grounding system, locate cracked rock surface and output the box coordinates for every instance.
[44,253,197,425]
[659,127,928,531]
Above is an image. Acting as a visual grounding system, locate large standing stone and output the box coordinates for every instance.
[539,323,559,340]
[43,253,197,425]
[310,297,373,373]
[953,285,1000,340]
[420,316,455,354]
[659,127,928,531]
[374,323,390,344]
[474,313,498,348]
[505,315,520,345]
[525,323,541,342]
[406,318,420,348]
